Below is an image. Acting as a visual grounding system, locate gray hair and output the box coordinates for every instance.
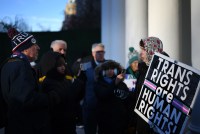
[91,43,104,52]
[50,40,67,48]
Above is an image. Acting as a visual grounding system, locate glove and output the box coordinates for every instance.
[114,89,129,99]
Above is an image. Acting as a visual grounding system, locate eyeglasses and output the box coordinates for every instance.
[95,51,105,54]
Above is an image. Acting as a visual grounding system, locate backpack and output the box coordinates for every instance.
[0,57,8,128]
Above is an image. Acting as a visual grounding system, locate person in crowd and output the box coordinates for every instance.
[1,28,61,134]
[71,51,92,129]
[124,47,140,134]
[125,47,139,92]
[94,60,130,134]
[135,36,166,134]
[49,39,87,130]
[71,51,92,77]
[39,40,74,83]
[77,43,107,134]
[50,40,67,57]
[39,51,77,134]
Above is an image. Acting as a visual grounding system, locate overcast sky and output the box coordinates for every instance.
[0,0,68,31]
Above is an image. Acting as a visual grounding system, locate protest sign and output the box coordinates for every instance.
[124,74,137,92]
[134,53,200,134]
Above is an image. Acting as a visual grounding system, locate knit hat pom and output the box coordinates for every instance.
[129,47,134,53]
[7,28,19,39]
[128,47,139,64]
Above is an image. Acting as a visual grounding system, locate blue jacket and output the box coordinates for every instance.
[82,60,98,109]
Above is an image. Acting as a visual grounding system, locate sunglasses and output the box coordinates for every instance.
[95,51,105,54]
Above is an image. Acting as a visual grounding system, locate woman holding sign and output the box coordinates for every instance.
[135,37,168,134]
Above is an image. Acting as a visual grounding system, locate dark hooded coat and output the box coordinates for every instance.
[94,60,130,134]
[39,51,77,134]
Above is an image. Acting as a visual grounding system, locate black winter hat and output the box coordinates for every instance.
[7,28,37,52]
[39,51,64,76]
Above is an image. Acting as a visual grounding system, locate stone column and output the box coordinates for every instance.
[186,1,200,133]
[148,0,180,60]
[101,0,125,66]
[125,0,148,65]
[191,0,200,70]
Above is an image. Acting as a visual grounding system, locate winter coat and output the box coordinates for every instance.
[74,58,107,134]
[94,60,130,134]
[135,37,167,134]
[39,51,77,134]
[125,67,139,132]
[135,62,154,134]
[82,59,98,109]
[42,77,76,134]
[1,57,51,134]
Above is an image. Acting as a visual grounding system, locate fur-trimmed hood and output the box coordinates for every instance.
[94,60,124,81]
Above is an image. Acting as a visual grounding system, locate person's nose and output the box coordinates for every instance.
[61,50,65,55]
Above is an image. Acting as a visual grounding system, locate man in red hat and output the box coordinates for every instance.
[1,28,61,134]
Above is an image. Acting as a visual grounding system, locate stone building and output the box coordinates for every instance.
[62,0,101,30]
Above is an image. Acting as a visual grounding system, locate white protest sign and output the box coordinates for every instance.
[134,53,200,134]
[124,74,137,92]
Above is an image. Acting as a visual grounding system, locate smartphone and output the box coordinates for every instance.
[121,69,126,74]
